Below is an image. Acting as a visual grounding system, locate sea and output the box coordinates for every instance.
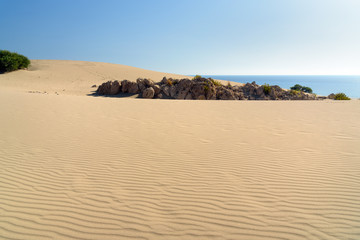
[197,75,360,98]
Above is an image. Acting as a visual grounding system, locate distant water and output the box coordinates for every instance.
[197,75,360,98]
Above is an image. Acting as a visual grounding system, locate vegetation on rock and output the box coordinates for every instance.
[263,83,271,95]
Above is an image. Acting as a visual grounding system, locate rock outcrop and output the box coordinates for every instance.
[96,77,322,100]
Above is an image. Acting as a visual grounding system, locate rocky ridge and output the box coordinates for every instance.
[96,77,321,100]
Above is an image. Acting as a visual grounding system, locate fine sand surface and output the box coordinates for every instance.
[0,61,360,240]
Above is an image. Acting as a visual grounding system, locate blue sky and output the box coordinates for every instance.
[1,0,359,75]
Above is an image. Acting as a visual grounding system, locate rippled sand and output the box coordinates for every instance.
[0,61,359,240]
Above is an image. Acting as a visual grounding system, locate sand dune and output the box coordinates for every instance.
[0,61,359,239]
[0,60,191,95]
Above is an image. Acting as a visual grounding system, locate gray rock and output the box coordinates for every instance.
[169,85,176,98]
[97,80,121,95]
[142,87,155,99]
[121,80,130,93]
[175,79,193,99]
[191,83,206,100]
[144,78,155,88]
[128,81,139,94]
[162,85,170,97]
[137,78,146,92]
[153,85,161,96]
[328,93,335,99]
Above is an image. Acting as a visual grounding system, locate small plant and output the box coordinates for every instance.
[263,83,271,95]
[334,93,350,100]
[0,50,30,73]
[166,78,173,86]
[290,90,299,95]
[227,81,232,87]
[290,84,313,93]
[193,75,202,80]
[210,79,222,87]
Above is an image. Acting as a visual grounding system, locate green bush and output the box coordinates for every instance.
[334,93,350,100]
[193,75,202,80]
[263,83,271,95]
[290,84,313,93]
[0,50,30,73]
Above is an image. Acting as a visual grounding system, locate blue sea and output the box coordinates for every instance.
[197,75,360,98]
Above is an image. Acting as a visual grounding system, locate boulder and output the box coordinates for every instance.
[217,88,236,100]
[191,83,206,100]
[97,80,121,95]
[169,85,176,98]
[161,77,168,85]
[142,87,155,99]
[328,93,335,99]
[121,80,130,93]
[153,85,161,96]
[185,92,193,100]
[144,78,155,88]
[162,85,171,97]
[128,81,139,94]
[175,79,193,99]
[137,78,146,92]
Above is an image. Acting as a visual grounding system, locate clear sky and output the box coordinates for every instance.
[1,0,359,75]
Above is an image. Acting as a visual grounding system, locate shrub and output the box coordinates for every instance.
[301,86,313,94]
[334,93,350,100]
[166,78,173,86]
[290,84,313,93]
[263,83,271,95]
[193,75,202,80]
[290,90,300,96]
[0,50,30,73]
[210,79,222,87]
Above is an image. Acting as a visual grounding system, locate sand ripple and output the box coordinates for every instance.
[1,92,360,239]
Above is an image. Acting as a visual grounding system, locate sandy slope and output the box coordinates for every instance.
[0,60,191,95]
[0,61,360,240]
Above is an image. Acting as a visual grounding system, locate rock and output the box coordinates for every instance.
[137,78,146,92]
[144,78,155,88]
[128,81,139,94]
[92,84,97,88]
[153,85,161,96]
[162,85,170,97]
[191,83,206,100]
[161,77,168,85]
[185,92,193,100]
[96,81,111,95]
[269,85,282,100]
[217,88,236,100]
[175,79,192,99]
[328,93,335,99]
[121,80,130,93]
[169,85,176,98]
[197,95,206,100]
[97,80,121,95]
[256,86,264,96]
[142,87,155,99]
